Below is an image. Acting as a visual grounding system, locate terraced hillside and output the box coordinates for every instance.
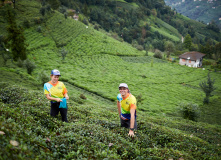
[0,0,221,159]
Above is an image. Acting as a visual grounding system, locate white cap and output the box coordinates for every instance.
[119,83,128,89]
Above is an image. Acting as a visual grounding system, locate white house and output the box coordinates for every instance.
[179,51,206,67]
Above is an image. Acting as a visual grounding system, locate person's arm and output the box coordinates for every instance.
[45,94,62,102]
[128,108,135,137]
[117,101,121,116]
[64,93,69,100]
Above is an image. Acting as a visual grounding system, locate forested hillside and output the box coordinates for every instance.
[0,0,221,159]
[165,0,221,29]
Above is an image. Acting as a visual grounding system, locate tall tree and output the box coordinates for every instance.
[184,34,192,51]
[199,73,216,104]
[5,6,27,61]
[165,41,175,58]
[214,42,221,61]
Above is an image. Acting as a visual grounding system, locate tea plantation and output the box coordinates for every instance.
[0,0,221,159]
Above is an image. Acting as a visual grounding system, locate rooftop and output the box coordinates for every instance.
[179,51,206,61]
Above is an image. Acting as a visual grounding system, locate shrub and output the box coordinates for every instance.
[60,47,68,60]
[83,18,88,25]
[16,58,23,68]
[0,85,30,105]
[33,17,43,24]
[46,4,51,12]
[40,7,46,16]
[23,19,30,28]
[202,59,212,66]
[24,59,36,75]
[36,26,42,33]
[153,50,163,59]
[80,93,87,99]
[178,103,200,121]
[94,24,99,30]
[135,45,144,51]
[64,12,68,19]
[145,50,148,56]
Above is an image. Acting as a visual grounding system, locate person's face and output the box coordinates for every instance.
[119,87,128,97]
[51,75,60,83]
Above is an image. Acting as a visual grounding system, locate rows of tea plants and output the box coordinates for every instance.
[151,26,181,42]
[155,18,182,40]
[30,49,219,116]
[0,83,220,159]
[22,9,144,57]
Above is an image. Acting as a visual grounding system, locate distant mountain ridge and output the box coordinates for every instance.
[165,0,221,28]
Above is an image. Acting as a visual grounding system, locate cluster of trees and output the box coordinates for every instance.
[1,5,27,62]
[199,41,221,61]
[35,0,221,58]
[1,0,220,67]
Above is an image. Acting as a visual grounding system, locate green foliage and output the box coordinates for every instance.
[0,84,220,159]
[184,34,192,51]
[0,85,30,105]
[165,41,175,58]
[23,19,30,28]
[80,93,87,100]
[59,47,68,60]
[206,20,220,33]
[24,59,36,75]
[16,58,24,68]
[48,0,60,10]
[0,1,221,159]
[38,70,49,86]
[153,50,163,59]
[165,0,221,31]
[5,6,27,61]
[178,103,200,121]
[36,26,42,33]
[136,94,144,107]
[40,7,46,16]
[199,73,216,104]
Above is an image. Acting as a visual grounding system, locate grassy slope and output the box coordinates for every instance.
[150,17,181,42]
[0,0,221,159]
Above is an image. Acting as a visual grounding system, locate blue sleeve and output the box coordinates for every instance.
[117,94,122,102]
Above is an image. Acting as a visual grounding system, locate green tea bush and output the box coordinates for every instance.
[178,103,200,121]
[0,86,30,105]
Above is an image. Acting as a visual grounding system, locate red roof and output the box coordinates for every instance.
[179,51,206,61]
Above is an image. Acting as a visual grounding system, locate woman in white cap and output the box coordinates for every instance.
[44,69,69,122]
[117,83,137,137]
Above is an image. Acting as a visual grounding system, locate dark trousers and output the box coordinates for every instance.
[50,102,68,122]
[120,118,137,129]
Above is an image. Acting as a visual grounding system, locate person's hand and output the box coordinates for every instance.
[128,130,134,137]
[56,98,62,102]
